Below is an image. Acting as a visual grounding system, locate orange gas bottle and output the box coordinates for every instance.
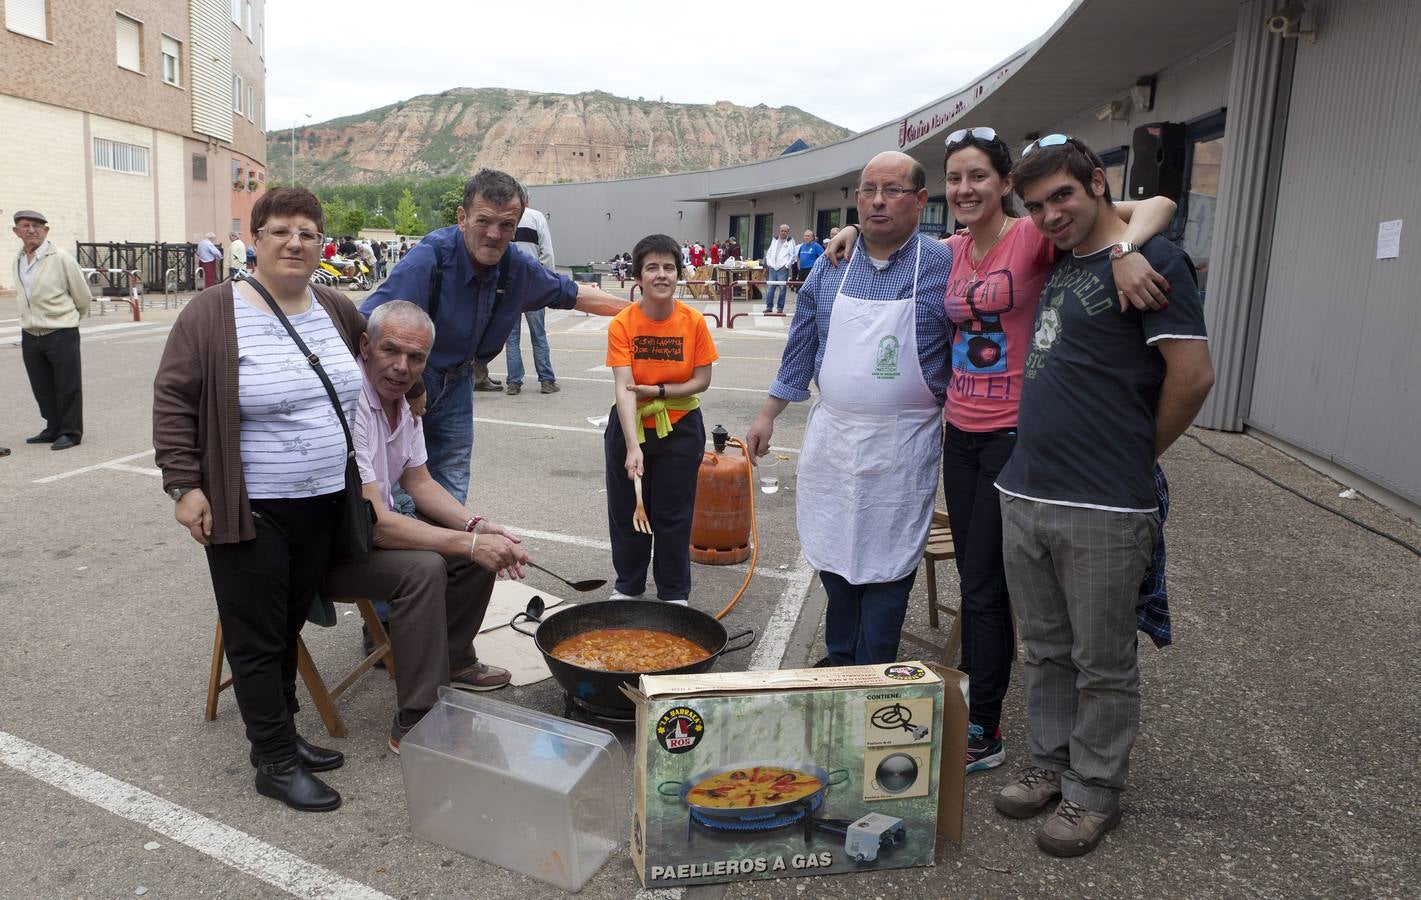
[690,425,753,565]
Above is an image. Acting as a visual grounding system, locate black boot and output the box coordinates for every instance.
[249,734,344,773]
[253,755,341,812]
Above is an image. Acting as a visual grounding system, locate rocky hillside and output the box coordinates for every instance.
[268,88,854,187]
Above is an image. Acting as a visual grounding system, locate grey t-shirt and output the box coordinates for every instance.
[996,235,1207,510]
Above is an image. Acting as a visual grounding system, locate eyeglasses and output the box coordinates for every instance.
[1022,134,1073,157]
[944,126,999,148]
[856,186,919,200]
[258,226,324,245]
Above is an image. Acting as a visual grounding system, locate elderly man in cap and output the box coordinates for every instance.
[12,210,92,450]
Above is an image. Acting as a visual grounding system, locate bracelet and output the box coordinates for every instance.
[658,383,666,400]
[465,516,483,533]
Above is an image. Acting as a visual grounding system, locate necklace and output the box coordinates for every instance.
[968,216,1013,284]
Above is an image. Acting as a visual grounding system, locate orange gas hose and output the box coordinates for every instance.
[712,436,757,620]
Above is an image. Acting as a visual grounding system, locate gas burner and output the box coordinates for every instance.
[562,692,637,727]
[687,796,823,844]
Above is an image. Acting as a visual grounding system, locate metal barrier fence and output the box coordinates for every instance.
[74,242,206,295]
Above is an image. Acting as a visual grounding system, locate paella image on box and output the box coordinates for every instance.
[629,664,964,888]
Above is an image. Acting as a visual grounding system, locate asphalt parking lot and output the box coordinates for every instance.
[1,287,1418,899]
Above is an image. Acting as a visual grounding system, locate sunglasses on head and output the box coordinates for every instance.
[1022,134,1074,157]
[944,126,999,149]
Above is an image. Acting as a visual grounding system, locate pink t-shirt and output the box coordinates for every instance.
[943,219,1054,431]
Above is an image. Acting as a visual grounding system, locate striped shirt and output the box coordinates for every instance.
[769,233,954,404]
[234,292,361,499]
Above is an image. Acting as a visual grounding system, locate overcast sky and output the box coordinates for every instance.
[265,0,1075,135]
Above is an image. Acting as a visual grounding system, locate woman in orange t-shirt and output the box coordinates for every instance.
[605,234,719,605]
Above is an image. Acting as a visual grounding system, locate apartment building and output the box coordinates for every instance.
[0,0,267,289]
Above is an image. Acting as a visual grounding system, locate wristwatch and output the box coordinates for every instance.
[167,485,195,501]
[1108,241,1140,260]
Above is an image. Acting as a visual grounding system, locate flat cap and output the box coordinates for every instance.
[12,209,47,225]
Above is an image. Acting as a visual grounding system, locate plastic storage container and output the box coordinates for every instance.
[400,687,626,892]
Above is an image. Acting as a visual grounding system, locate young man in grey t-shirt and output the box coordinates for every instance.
[992,136,1214,858]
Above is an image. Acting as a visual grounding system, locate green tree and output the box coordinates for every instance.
[393,189,424,235]
[321,197,349,236]
[438,188,463,227]
[339,207,366,237]
[369,212,393,229]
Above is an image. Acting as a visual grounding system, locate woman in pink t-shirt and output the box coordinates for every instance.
[826,128,1177,773]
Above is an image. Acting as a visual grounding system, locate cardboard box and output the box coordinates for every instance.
[628,662,966,888]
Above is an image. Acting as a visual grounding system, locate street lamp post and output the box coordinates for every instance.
[289,113,311,185]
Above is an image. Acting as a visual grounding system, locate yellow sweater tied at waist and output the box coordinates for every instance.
[635,395,700,443]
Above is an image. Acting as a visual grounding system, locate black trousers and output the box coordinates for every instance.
[941,422,1018,731]
[604,407,704,602]
[205,494,338,760]
[21,328,83,440]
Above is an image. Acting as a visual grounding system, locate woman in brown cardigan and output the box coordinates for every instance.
[154,188,365,812]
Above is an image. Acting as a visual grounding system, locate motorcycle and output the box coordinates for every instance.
[316,255,371,290]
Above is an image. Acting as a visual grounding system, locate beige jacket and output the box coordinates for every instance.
[13,242,92,334]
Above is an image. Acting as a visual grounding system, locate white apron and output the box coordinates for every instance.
[796,238,944,584]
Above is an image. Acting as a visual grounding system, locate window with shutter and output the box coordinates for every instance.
[5,0,47,41]
[116,13,142,72]
[162,35,181,86]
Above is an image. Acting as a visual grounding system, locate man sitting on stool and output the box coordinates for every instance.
[323,300,531,752]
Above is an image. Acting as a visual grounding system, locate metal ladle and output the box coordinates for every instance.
[526,561,607,593]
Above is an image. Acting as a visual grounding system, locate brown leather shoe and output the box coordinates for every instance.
[448,662,511,692]
[505,383,522,395]
[539,381,560,394]
[1036,798,1121,857]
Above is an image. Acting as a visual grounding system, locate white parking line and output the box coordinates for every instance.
[474,416,801,457]
[748,556,817,671]
[513,526,795,582]
[0,730,393,900]
[33,449,156,483]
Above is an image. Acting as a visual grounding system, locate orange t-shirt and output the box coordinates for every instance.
[606,300,719,428]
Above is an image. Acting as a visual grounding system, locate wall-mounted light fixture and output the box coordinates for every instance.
[1096,100,1128,122]
[840,187,849,200]
[677,210,683,219]
[1131,76,1157,113]
[792,193,802,205]
[605,212,612,220]
[751,198,757,208]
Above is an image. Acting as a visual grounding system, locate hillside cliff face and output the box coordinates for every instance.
[268,88,854,186]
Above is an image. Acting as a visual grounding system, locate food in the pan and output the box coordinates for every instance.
[688,766,823,808]
[550,628,708,672]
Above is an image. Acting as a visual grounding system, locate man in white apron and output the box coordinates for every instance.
[746,152,955,665]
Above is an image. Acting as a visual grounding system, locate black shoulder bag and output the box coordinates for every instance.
[241,278,374,562]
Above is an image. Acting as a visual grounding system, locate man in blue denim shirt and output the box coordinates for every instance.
[361,169,626,504]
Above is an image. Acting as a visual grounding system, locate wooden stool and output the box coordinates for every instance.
[900,511,964,666]
[205,597,395,739]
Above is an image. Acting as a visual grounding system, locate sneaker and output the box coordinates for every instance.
[539,381,560,394]
[505,383,522,395]
[389,711,420,755]
[966,723,1006,774]
[473,378,502,392]
[448,662,511,692]
[994,766,1062,819]
[763,307,773,314]
[609,590,644,601]
[1036,798,1122,858]
[660,597,689,606]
